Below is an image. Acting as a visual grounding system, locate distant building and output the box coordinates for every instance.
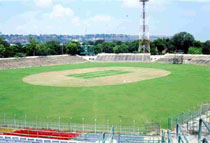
[0,34,170,45]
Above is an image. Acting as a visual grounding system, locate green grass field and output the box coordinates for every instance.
[0,62,209,128]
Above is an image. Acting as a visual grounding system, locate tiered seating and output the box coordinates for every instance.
[3,129,80,141]
[96,54,151,62]
[0,135,74,143]
[75,133,102,142]
[184,55,210,65]
[0,55,87,70]
[156,54,210,65]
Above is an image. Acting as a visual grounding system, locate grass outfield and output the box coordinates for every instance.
[0,62,209,128]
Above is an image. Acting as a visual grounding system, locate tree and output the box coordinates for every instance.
[128,40,138,53]
[113,44,129,53]
[203,40,210,55]
[172,32,195,54]
[15,42,24,51]
[164,38,172,53]
[94,44,103,54]
[0,37,12,57]
[168,45,176,53]
[66,41,81,55]
[45,40,62,55]
[194,40,203,48]
[26,36,38,56]
[94,40,104,45]
[13,43,27,57]
[0,37,10,47]
[87,41,94,45]
[102,42,115,53]
[0,44,5,58]
[153,38,167,54]
[150,42,158,55]
[1,45,17,57]
[113,40,122,45]
[36,43,50,56]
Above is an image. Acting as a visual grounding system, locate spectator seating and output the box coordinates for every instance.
[0,135,77,143]
[95,54,151,62]
[0,55,87,70]
[155,54,210,65]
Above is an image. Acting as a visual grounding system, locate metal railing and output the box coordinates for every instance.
[198,118,210,143]
[176,124,189,143]
[167,129,173,143]
[168,104,210,130]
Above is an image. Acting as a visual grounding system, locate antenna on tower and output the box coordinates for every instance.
[139,0,150,53]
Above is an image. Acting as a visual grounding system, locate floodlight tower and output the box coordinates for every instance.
[139,0,150,53]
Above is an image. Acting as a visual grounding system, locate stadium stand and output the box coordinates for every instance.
[0,105,209,142]
[0,135,78,143]
[0,116,162,143]
[0,134,163,143]
[95,53,210,65]
[3,129,80,140]
[154,54,210,65]
[1,54,209,70]
[0,55,87,70]
[95,53,151,62]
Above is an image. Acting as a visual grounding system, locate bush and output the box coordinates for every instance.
[14,53,26,57]
[188,47,202,54]
[133,51,139,54]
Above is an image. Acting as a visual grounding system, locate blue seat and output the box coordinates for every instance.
[36,139,43,143]
[20,138,27,141]
[12,137,19,140]
[5,137,11,140]
[44,140,51,143]
[28,139,34,142]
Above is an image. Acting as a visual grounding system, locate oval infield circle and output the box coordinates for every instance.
[23,67,171,87]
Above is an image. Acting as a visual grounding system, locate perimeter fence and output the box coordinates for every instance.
[168,104,210,130]
[0,114,160,135]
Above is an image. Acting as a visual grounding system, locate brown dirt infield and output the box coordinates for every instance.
[22,67,170,87]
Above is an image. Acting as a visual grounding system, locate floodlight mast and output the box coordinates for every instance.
[139,0,150,53]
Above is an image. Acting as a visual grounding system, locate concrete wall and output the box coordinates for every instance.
[0,55,87,70]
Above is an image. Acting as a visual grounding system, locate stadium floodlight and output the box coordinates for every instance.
[139,0,150,53]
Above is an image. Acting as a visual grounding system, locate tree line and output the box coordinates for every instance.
[0,32,209,58]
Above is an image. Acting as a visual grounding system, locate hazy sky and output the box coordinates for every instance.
[0,0,209,41]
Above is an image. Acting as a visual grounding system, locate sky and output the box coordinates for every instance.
[0,0,209,41]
